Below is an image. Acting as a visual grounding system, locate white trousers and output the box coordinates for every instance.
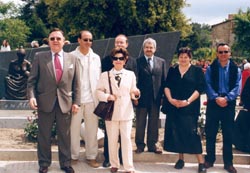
[70,102,99,160]
[105,120,134,172]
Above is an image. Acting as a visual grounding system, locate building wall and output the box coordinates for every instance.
[211,16,235,48]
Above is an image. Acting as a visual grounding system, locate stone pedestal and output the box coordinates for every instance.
[0,100,31,110]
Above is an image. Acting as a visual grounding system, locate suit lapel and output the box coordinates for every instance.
[59,52,70,83]
[141,56,152,74]
[45,52,56,81]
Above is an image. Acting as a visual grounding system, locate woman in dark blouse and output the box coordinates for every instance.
[163,47,206,173]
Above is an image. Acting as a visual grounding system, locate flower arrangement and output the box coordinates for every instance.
[24,110,57,142]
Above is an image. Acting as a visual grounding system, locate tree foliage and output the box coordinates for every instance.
[0,1,30,49]
[179,23,211,51]
[233,8,250,56]
[0,18,30,49]
[0,1,19,19]
[19,0,191,41]
[19,0,49,42]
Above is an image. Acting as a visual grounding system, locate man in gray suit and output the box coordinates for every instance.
[135,38,167,154]
[27,28,81,173]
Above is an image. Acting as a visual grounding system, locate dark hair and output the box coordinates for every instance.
[78,30,92,39]
[49,28,64,36]
[110,47,129,61]
[42,38,48,44]
[216,42,230,52]
[178,47,192,59]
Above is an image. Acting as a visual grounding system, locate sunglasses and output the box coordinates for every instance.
[112,56,125,61]
[82,38,93,42]
[49,37,62,41]
[218,51,229,54]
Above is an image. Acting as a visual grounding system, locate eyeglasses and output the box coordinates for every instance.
[112,56,125,61]
[49,37,62,41]
[82,38,93,42]
[218,50,229,54]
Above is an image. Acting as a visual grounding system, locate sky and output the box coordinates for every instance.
[2,0,250,26]
[183,0,250,25]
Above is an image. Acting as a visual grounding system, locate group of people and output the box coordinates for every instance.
[164,43,241,173]
[26,28,241,173]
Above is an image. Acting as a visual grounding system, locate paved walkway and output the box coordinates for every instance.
[0,161,249,173]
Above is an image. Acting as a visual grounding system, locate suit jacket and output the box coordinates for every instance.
[136,55,167,107]
[96,69,138,121]
[71,47,101,107]
[27,51,81,113]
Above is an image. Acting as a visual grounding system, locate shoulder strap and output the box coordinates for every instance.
[108,71,113,94]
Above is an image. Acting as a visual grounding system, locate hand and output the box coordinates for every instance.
[216,97,228,107]
[131,89,140,100]
[177,100,189,108]
[29,98,38,110]
[107,94,116,101]
[169,98,179,108]
[71,104,79,114]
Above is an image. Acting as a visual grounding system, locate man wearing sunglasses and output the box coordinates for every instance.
[27,28,81,173]
[101,34,137,168]
[204,43,241,173]
[69,30,101,168]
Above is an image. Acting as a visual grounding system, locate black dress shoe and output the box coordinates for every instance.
[102,160,111,167]
[204,161,214,169]
[39,166,48,173]
[61,166,75,173]
[174,159,185,169]
[198,163,207,173]
[224,165,237,173]
[135,148,144,154]
[148,148,163,154]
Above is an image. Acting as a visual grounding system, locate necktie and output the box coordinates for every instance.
[54,53,62,83]
[115,73,121,87]
[148,58,152,71]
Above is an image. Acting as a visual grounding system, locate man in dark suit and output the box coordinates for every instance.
[27,28,81,173]
[135,37,167,154]
[101,34,137,167]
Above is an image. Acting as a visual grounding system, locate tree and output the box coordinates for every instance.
[0,18,30,49]
[19,0,49,43]
[19,0,191,41]
[179,23,211,51]
[0,1,30,49]
[233,8,250,57]
[0,1,19,19]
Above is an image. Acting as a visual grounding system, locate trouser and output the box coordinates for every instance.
[70,102,98,160]
[135,102,160,150]
[205,100,235,165]
[103,125,122,163]
[37,101,71,168]
[105,120,134,172]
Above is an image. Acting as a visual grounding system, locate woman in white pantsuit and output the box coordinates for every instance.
[96,47,140,173]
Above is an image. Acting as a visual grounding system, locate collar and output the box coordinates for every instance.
[76,46,93,56]
[52,50,63,57]
[112,68,124,75]
[145,55,154,61]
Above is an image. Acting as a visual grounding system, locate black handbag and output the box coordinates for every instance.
[94,71,114,121]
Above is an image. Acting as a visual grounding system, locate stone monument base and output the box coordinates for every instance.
[0,99,31,110]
